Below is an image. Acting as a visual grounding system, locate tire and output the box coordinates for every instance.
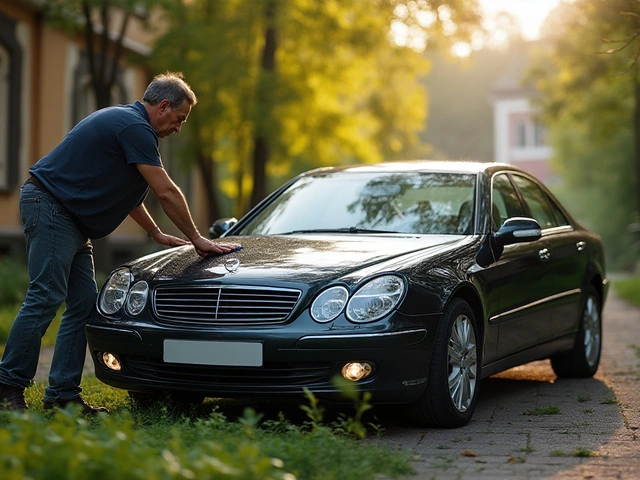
[551,286,602,378]
[410,298,481,428]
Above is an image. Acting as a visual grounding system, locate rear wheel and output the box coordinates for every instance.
[551,287,601,378]
[410,298,481,427]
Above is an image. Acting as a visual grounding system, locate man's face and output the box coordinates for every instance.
[153,99,192,138]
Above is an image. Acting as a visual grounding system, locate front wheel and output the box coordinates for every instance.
[410,298,481,428]
[551,287,602,378]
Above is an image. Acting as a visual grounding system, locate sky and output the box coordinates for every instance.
[479,0,561,41]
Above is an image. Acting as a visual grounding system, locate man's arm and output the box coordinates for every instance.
[128,204,189,248]
[135,163,239,256]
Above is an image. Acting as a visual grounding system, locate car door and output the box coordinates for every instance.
[481,173,559,359]
[511,175,587,339]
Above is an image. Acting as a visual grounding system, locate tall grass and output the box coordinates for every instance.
[614,275,640,307]
[1,379,413,480]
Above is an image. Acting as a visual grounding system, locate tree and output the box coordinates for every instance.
[152,0,483,222]
[527,0,640,267]
[43,0,172,109]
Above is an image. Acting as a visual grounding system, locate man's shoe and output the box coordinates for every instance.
[0,382,27,412]
[43,395,108,415]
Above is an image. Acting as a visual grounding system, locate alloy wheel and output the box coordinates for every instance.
[447,314,477,412]
[583,295,601,368]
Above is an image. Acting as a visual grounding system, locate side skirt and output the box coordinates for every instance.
[480,334,575,379]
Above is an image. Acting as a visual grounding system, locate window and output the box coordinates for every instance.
[0,46,9,185]
[515,121,527,148]
[0,13,23,190]
[491,174,526,231]
[533,121,546,147]
[72,51,128,125]
[512,175,568,229]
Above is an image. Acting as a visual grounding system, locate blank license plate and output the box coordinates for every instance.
[163,339,263,367]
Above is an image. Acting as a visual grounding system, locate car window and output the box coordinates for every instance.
[511,175,564,229]
[237,172,477,235]
[491,174,526,231]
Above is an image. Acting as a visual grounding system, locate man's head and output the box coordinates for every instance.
[142,72,197,138]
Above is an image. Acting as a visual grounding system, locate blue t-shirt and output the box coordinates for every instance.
[30,101,162,239]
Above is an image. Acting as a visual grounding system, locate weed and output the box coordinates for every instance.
[523,405,561,416]
[571,448,597,457]
[550,450,566,457]
[577,395,591,403]
[517,445,534,453]
[508,456,526,463]
[583,408,594,414]
[600,398,620,405]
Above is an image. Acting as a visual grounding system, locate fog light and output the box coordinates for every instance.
[341,362,373,382]
[102,352,122,371]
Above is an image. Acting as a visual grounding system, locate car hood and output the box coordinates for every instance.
[128,234,468,285]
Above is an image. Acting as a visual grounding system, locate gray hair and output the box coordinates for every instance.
[142,72,197,109]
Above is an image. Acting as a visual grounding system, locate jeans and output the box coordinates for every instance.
[0,183,97,402]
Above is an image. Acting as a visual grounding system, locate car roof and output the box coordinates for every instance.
[304,160,519,176]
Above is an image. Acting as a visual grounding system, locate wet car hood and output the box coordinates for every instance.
[128,234,468,285]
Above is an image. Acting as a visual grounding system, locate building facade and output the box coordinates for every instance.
[0,0,204,270]
[491,53,554,184]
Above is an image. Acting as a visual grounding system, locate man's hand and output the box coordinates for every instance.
[150,231,190,248]
[192,235,241,257]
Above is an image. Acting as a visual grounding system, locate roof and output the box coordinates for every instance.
[308,160,514,175]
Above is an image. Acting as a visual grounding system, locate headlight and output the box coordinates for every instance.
[125,281,149,316]
[346,275,405,323]
[99,268,131,315]
[311,286,349,322]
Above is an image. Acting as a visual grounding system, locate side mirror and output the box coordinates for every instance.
[494,217,542,247]
[209,217,238,239]
[476,217,541,267]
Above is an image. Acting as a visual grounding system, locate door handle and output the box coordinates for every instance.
[576,241,586,252]
[538,248,551,261]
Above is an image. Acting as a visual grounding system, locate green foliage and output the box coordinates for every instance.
[0,255,64,348]
[527,0,640,268]
[614,275,640,306]
[523,405,561,416]
[150,0,482,217]
[0,257,29,308]
[1,378,413,480]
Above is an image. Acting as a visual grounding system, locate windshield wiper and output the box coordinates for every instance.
[278,227,399,235]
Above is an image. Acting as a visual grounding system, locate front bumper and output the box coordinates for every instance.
[85,312,439,404]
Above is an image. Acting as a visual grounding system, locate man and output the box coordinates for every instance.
[0,72,239,414]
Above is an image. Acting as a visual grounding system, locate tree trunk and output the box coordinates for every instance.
[250,0,277,208]
[634,66,640,218]
[197,149,221,225]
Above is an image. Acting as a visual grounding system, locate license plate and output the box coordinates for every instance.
[163,339,263,367]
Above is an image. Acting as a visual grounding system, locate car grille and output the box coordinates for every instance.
[153,285,302,326]
[125,357,334,387]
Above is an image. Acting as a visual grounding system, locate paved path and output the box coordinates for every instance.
[376,290,640,479]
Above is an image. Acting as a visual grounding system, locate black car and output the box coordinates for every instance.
[87,161,607,427]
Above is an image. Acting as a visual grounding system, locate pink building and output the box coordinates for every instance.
[491,55,555,184]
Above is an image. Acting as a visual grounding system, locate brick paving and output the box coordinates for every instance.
[377,290,640,479]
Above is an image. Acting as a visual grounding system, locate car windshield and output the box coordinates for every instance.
[237,171,476,236]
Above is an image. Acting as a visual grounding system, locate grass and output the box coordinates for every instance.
[1,379,413,480]
[550,448,598,458]
[613,275,640,307]
[523,405,561,416]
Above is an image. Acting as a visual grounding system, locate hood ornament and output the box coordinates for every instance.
[224,258,240,273]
